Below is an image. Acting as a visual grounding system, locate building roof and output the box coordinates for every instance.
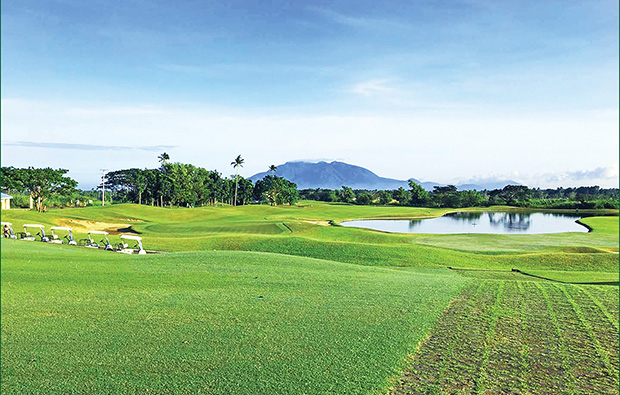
[1,193,12,199]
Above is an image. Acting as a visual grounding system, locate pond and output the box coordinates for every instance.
[340,212,590,234]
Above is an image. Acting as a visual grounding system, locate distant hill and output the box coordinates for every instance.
[249,161,520,191]
[249,161,418,190]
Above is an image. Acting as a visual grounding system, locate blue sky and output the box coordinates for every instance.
[2,0,618,189]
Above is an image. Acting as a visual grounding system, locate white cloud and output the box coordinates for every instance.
[2,98,618,189]
[530,165,619,188]
[350,79,394,97]
[460,165,619,189]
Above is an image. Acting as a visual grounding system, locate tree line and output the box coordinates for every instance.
[1,154,300,209]
[300,181,619,209]
[0,167,79,211]
[106,155,299,207]
[2,159,617,210]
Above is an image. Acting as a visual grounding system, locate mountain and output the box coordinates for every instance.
[249,161,418,190]
[249,161,521,191]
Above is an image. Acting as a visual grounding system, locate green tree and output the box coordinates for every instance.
[107,168,149,204]
[393,187,410,205]
[459,190,488,207]
[356,191,372,205]
[431,185,458,207]
[0,167,25,192]
[236,177,255,205]
[6,167,78,211]
[337,186,356,203]
[253,175,298,206]
[269,165,277,174]
[501,185,531,206]
[375,190,392,205]
[158,152,170,166]
[408,180,430,206]
[231,155,244,206]
[166,163,199,207]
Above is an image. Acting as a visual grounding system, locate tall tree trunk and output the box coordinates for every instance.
[234,172,239,207]
[138,191,142,205]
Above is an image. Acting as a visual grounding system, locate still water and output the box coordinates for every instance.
[340,212,589,234]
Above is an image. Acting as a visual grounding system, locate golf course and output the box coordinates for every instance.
[1,202,618,393]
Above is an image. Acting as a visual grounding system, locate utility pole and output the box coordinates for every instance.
[100,169,107,207]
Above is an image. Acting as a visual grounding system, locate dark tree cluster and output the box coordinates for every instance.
[300,182,618,209]
[1,167,78,211]
[104,159,298,207]
[1,156,301,209]
[253,175,299,206]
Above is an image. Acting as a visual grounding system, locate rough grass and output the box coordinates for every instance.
[390,279,619,394]
[1,240,466,394]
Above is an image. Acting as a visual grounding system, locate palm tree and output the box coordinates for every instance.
[268,165,277,174]
[158,152,170,166]
[231,155,244,206]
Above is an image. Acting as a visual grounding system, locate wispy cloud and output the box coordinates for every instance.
[307,6,409,30]
[63,107,164,116]
[159,63,337,78]
[458,165,619,188]
[541,165,619,183]
[158,64,213,74]
[456,172,522,185]
[350,79,394,97]
[4,141,176,152]
[348,78,475,111]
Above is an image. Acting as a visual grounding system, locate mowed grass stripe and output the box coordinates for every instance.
[391,280,619,394]
[1,240,466,394]
[527,281,572,394]
[541,283,619,393]
[515,281,531,393]
[557,285,619,387]
[568,286,620,380]
[391,280,485,393]
[392,281,504,394]
[475,281,505,395]
[582,286,620,325]
[483,281,528,393]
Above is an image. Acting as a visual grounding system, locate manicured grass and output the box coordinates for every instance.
[1,202,618,393]
[579,215,620,235]
[1,240,466,394]
[391,279,619,394]
[2,202,618,278]
[518,269,620,284]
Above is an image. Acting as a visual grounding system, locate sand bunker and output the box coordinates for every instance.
[58,219,141,234]
[303,220,331,226]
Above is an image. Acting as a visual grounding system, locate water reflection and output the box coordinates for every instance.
[488,213,531,231]
[343,212,589,234]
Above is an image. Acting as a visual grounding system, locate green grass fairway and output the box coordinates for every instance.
[1,202,618,393]
[2,202,618,277]
[1,240,465,394]
[517,269,620,284]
